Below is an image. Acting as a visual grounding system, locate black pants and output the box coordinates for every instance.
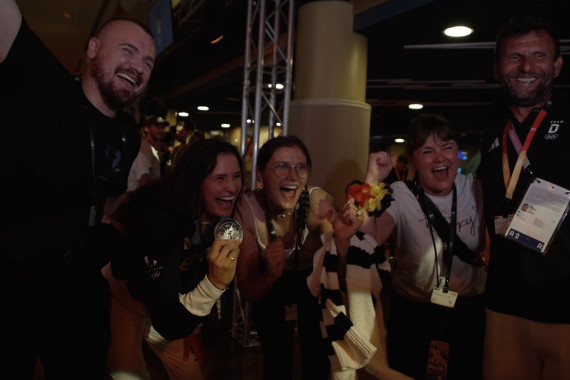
[253,269,329,380]
[387,290,486,380]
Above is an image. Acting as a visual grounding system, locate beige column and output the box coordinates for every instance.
[289,0,370,206]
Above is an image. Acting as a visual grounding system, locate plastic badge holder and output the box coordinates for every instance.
[214,219,244,243]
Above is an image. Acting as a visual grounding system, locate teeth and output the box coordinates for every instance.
[282,185,298,190]
[432,166,447,173]
[516,77,536,83]
[219,196,235,201]
[117,72,136,85]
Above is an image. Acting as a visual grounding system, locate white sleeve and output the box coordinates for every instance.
[127,151,150,191]
[178,275,226,316]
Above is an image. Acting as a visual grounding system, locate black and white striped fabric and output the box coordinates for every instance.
[307,232,412,380]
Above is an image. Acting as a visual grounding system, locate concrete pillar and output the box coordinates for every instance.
[289,0,370,206]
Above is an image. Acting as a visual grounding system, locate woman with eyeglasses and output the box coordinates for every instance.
[235,135,336,380]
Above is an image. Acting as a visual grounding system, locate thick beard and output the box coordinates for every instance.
[90,56,139,110]
[501,73,554,108]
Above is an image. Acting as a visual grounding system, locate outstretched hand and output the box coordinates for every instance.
[208,239,240,290]
[365,151,394,184]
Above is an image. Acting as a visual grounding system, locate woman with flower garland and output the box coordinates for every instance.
[355,113,487,380]
[235,135,336,380]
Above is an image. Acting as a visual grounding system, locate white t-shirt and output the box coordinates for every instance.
[387,174,486,302]
[127,139,161,191]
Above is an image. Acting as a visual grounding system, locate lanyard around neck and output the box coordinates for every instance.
[502,104,550,200]
[418,184,457,291]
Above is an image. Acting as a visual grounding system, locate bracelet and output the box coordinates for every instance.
[345,180,393,217]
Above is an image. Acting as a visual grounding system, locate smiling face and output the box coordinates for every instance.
[410,133,459,196]
[494,30,562,108]
[201,153,243,220]
[258,146,309,214]
[88,20,156,110]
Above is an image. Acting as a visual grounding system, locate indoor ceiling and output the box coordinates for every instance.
[17,0,570,147]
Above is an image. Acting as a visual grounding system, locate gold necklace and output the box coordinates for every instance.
[276,209,294,219]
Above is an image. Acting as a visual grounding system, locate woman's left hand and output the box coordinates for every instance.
[334,199,364,254]
[208,238,241,290]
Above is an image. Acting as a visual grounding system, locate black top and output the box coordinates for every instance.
[0,21,140,270]
[478,94,570,323]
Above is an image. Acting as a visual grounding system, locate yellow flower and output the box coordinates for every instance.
[362,183,389,213]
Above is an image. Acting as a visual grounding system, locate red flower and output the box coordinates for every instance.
[346,182,374,206]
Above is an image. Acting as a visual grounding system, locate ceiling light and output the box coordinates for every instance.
[275,83,284,90]
[444,26,473,38]
[394,138,405,143]
[178,111,189,117]
[197,106,209,111]
[221,123,230,128]
[409,103,423,110]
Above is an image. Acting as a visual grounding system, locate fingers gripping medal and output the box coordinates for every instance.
[214,219,243,262]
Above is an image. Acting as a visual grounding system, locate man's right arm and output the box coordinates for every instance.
[0,0,22,63]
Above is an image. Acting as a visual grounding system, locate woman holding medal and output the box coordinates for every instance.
[235,135,336,380]
[359,113,487,380]
[105,138,244,380]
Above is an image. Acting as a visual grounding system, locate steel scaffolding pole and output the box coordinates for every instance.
[232,0,294,348]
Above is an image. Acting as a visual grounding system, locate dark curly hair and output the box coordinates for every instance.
[120,139,245,255]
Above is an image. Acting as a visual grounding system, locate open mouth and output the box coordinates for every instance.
[515,77,536,84]
[117,72,138,87]
[432,165,449,179]
[280,184,298,200]
[218,195,235,205]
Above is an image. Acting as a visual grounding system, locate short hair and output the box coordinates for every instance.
[406,113,456,156]
[396,154,408,165]
[494,15,560,62]
[257,135,312,169]
[97,18,154,41]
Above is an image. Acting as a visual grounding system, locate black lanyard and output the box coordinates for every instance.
[419,184,457,292]
[88,122,125,227]
[263,194,300,271]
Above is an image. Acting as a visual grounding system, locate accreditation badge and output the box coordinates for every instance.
[504,177,570,254]
[430,287,458,308]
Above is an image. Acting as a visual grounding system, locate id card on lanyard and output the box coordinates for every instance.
[504,177,570,254]
[499,101,570,253]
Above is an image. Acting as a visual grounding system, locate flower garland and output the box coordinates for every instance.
[345,180,393,217]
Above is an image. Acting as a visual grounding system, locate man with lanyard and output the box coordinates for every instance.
[0,1,156,379]
[478,15,570,379]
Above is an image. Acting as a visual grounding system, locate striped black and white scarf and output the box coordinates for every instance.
[307,231,412,380]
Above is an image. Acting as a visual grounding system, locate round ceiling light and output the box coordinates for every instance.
[444,26,473,37]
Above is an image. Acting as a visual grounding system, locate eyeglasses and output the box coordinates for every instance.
[270,162,311,179]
